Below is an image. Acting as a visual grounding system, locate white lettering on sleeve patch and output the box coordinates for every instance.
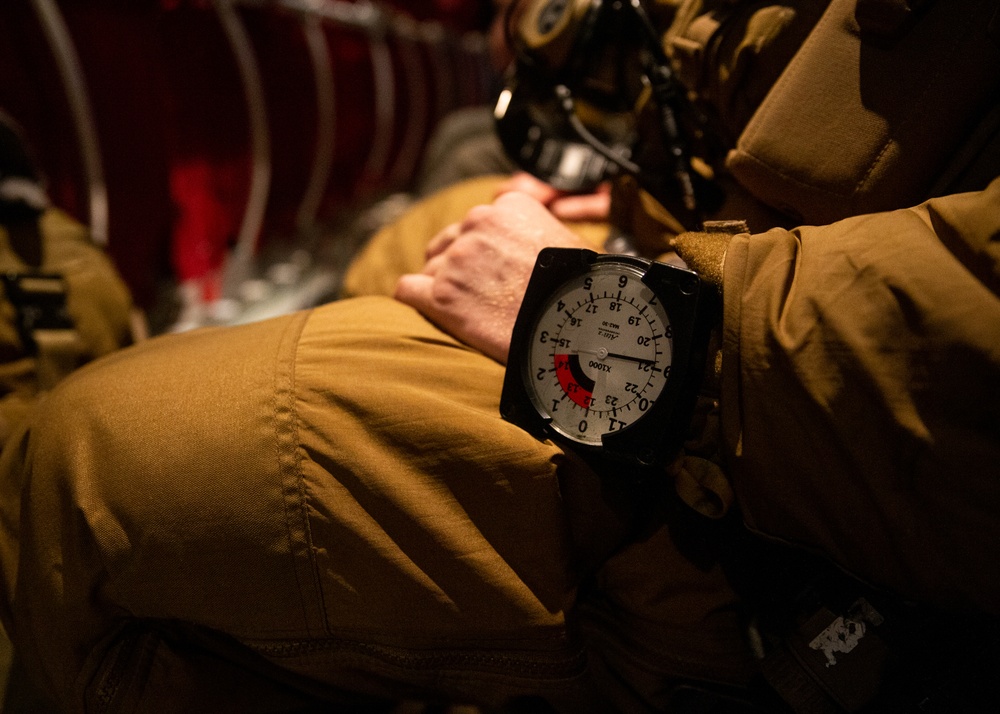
[808,599,885,667]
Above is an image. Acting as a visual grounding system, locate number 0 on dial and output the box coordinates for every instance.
[502,248,708,471]
[528,262,672,445]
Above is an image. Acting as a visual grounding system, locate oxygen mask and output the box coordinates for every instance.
[494,0,723,229]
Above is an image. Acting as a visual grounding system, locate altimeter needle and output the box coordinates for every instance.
[606,352,654,365]
[573,347,654,365]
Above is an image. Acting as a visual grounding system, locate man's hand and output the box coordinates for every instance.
[394,191,589,364]
[495,172,611,222]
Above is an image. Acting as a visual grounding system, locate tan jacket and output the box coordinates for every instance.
[1,1,998,712]
[664,0,1000,615]
[720,179,1000,616]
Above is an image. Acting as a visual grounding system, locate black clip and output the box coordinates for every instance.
[1,273,74,355]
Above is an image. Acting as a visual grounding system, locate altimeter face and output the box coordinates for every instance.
[526,261,673,446]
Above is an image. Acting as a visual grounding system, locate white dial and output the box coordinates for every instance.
[526,261,673,445]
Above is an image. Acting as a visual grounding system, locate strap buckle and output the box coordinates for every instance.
[1,272,74,355]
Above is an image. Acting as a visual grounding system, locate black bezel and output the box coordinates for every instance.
[500,247,710,475]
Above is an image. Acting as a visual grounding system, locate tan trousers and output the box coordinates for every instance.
[0,178,751,713]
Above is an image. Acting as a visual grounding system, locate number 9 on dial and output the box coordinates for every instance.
[501,248,712,473]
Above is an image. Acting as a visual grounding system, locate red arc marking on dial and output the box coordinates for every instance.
[554,353,594,409]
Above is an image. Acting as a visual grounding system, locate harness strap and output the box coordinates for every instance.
[1,272,84,390]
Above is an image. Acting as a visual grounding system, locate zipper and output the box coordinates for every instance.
[87,625,158,714]
[244,636,588,681]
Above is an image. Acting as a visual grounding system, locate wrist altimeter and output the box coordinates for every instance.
[500,248,713,476]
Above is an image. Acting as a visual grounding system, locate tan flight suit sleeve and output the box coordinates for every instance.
[717,177,1000,615]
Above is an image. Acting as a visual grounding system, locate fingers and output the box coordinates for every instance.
[420,249,452,279]
[425,221,463,260]
[393,272,434,312]
[494,172,561,205]
[548,191,611,222]
[490,189,552,219]
[495,173,611,223]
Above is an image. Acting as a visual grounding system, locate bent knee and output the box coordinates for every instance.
[13,316,313,633]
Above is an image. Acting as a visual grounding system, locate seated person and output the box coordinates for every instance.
[0,1,998,712]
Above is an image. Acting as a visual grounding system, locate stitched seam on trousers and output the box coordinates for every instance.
[274,309,324,637]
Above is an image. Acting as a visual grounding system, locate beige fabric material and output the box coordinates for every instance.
[0,209,749,713]
[0,208,133,442]
[9,178,996,709]
[665,0,830,139]
[727,0,1000,223]
[32,328,85,391]
[2,1,999,711]
[721,178,1000,614]
[343,175,610,299]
